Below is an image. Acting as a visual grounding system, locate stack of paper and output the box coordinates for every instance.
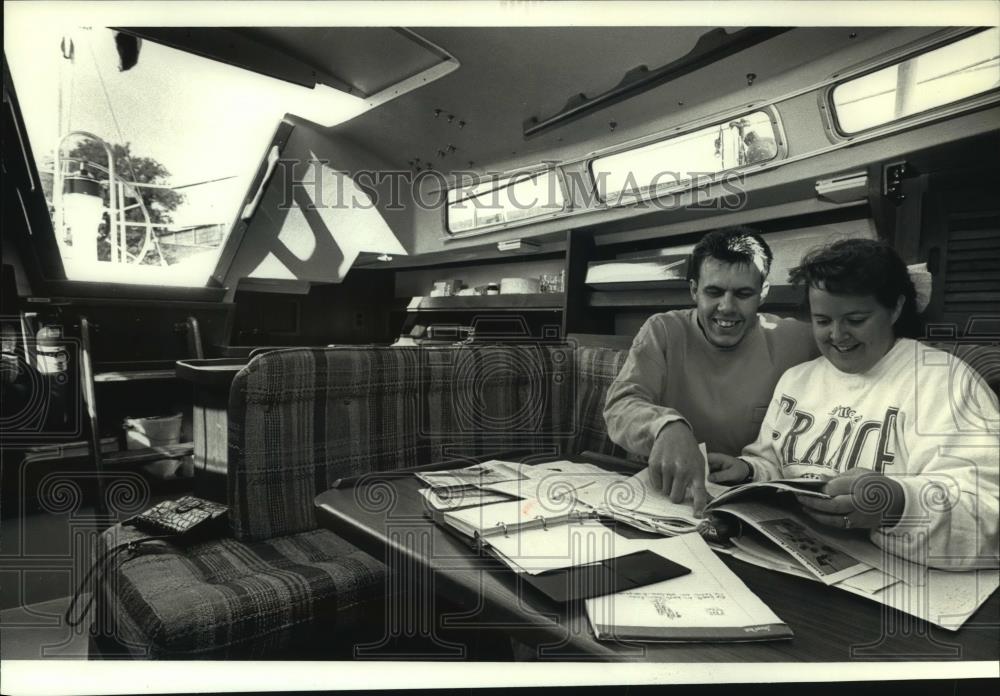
[709,492,999,630]
[482,460,627,503]
[418,486,514,511]
[416,460,526,490]
[585,255,689,290]
[487,520,633,575]
[585,533,793,642]
[571,466,727,536]
[416,460,528,511]
[441,496,585,539]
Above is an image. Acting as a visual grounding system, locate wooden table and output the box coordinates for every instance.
[315,470,999,662]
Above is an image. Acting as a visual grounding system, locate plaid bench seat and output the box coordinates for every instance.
[93,343,628,657]
[92,525,385,658]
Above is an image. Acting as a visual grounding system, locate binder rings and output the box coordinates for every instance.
[442,497,584,540]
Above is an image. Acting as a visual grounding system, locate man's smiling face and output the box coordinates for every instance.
[690,257,767,349]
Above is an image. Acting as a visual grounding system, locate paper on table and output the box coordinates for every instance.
[585,533,792,642]
[484,462,625,503]
[418,486,514,511]
[523,460,614,477]
[709,478,831,507]
[731,529,899,593]
[726,521,996,631]
[838,567,901,594]
[442,496,582,539]
[729,531,812,576]
[595,468,708,528]
[486,520,643,575]
[416,460,525,490]
[881,567,999,631]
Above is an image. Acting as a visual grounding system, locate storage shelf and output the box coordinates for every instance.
[103,442,194,466]
[23,438,194,467]
[94,369,177,382]
[22,436,120,464]
[407,293,564,311]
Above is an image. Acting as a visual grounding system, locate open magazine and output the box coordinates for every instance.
[584,469,882,585]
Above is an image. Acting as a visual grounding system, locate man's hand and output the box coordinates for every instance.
[648,421,708,516]
[707,453,751,485]
[796,469,906,531]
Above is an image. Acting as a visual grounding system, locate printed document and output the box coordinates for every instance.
[585,533,792,642]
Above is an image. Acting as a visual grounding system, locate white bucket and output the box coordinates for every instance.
[124,413,184,479]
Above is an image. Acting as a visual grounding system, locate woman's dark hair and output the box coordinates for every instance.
[687,226,773,283]
[789,238,922,338]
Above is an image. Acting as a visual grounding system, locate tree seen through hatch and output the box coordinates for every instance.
[41,138,185,263]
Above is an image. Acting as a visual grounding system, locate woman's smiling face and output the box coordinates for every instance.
[808,286,903,374]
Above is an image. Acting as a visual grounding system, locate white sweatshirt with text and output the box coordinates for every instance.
[741,339,999,570]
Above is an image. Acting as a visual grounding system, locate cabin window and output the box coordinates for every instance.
[831,28,1000,135]
[4,21,368,287]
[446,170,566,234]
[589,110,780,205]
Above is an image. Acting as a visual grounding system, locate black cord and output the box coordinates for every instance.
[65,534,176,628]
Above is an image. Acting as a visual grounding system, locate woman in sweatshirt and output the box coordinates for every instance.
[708,239,999,569]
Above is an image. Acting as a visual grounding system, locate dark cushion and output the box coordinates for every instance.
[94,524,385,658]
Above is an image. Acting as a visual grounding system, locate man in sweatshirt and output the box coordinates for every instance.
[603,226,818,516]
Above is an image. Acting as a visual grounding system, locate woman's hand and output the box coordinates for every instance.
[707,453,751,485]
[796,469,906,531]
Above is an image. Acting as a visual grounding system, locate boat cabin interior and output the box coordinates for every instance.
[1,2,998,678]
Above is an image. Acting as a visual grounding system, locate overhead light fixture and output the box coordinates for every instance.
[377,254,393,262]
[497,239,541,254]
[815,172,868,204]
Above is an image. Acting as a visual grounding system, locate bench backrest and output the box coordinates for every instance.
[227,343,627,541]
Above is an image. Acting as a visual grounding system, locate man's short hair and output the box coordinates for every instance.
[687,226,773,283]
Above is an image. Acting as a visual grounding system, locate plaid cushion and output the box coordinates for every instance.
[228,345,579,541]
[94,523,385,658]
[568,345,629,457]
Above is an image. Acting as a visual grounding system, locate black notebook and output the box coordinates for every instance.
[522,550,690,602]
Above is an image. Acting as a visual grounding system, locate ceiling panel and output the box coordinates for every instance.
[329,27,896,174]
